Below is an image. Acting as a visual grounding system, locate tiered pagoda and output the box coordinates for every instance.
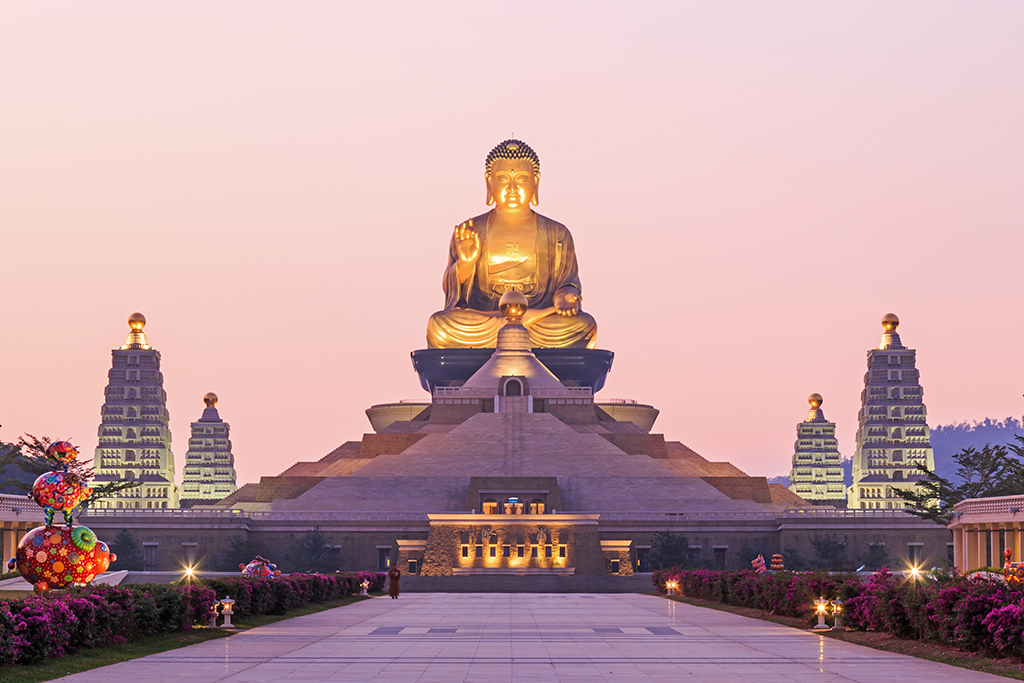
[788,393,845,506]
[849,314,935,509]
[92,313,179,509]
[180,393,238,506]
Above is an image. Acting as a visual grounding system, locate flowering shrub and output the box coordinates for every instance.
[0,572,383,666]
[653,567,1024,659]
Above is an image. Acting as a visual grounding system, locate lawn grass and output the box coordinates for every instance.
[664,593,1024,680]
[2,593,372,683]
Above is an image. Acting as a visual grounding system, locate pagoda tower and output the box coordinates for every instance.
[180,393,238,505]
[849,314,935,510]
[788,394,846,506]
[92,313,179,508]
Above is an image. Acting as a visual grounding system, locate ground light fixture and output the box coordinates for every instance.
[813,596,830,630]
[666,580,679,596]
[831,598,845,631]
[219,596,236,629]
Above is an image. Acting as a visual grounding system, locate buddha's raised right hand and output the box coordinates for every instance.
[454,220,480,264]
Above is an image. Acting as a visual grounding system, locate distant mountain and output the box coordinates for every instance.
[931,416,1024,483]
[770,416,1024,487]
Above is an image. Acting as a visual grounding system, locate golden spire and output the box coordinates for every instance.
[805,393,826,422]
[877,313,905,350]
[204,392,218,408]
[121,312,151,350]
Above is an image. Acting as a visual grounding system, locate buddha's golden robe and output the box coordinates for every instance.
[427,211,597,349]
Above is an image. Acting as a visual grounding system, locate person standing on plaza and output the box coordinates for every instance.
[388,566,401,598]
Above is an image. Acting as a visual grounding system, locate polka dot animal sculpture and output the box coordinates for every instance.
[6,525,116,594]
[32,470,91,527]
[7,439,115,593]
[240,556,281,579]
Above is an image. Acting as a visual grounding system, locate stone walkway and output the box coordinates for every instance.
[53,593,1007,682]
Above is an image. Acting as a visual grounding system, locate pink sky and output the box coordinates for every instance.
[2,2,1022,487]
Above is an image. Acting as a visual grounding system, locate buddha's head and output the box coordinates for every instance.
[485,139,540,212]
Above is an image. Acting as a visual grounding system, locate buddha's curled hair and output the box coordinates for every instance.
[485,139,540,174]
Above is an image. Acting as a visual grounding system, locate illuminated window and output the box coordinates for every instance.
[483,500,498,514]
[530,500,545,514]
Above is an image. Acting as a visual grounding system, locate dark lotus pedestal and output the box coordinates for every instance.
[410,348,614,393]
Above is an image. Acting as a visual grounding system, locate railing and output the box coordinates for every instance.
[597,398,637,405]
[433,387,494,399]
[953,495,1024,519]
[596,509,919,522]
[79,508,429,522]
[531,387,592,398]
[0,493,45,519]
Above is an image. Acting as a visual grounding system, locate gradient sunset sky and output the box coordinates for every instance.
[2,2,1022,487]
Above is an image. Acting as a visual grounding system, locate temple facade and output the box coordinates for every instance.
[180,393,238,505]
[788,394,845,506]
[92,313,179,509]
[849,314,935,509]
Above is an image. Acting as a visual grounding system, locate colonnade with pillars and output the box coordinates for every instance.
[951,523,1024,571]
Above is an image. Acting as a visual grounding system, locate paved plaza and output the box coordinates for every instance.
[54,593,1006,682]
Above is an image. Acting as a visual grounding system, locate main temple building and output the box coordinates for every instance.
[79,140,950,577]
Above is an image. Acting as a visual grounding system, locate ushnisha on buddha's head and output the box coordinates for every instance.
[485,139,540,214]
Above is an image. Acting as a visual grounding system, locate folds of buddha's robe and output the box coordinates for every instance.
[427,211,597,349]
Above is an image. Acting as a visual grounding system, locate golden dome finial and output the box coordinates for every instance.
[121,312,151,350]
[881,313,899,333]
[808,393,823,409]
[204,392,218,408]
[499,290,528,324]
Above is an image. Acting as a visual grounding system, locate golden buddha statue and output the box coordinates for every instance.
[426,140,598,349]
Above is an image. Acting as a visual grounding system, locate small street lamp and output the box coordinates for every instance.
[360,580,370,596]
[831,598,845,631]
[813,596,830,630]
[219,596,236,629]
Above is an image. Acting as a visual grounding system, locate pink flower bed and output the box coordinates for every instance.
[0,572,385,666]
[653,568,1024,659]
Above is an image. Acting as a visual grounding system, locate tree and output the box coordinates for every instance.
[857,540,892,572]
[109,529,145,570]
[1,433,141,509]
[648,531,691,570]
[894,436,1024,524]
[810,533,847,570]
[211,534,259,571]
[286,526,339,573]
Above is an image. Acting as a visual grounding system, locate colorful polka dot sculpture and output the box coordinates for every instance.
[5,439,117,593]
[240,556,281,579]
[46,440,80,467]
[32,470,91,527]
[7,525,116,594]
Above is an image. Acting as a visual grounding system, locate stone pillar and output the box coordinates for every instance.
[965,527,979,571]
[951,526,963,572]
[2,526,15,567]
[1006,527,1018,563]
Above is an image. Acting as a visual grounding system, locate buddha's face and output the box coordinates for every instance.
[486,158,539,212]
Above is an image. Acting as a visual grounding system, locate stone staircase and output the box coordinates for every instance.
[400,573,653,593]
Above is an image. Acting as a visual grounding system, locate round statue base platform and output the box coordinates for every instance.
[410,348,614,393]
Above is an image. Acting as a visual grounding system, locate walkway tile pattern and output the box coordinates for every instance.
[53,593,1007,682]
